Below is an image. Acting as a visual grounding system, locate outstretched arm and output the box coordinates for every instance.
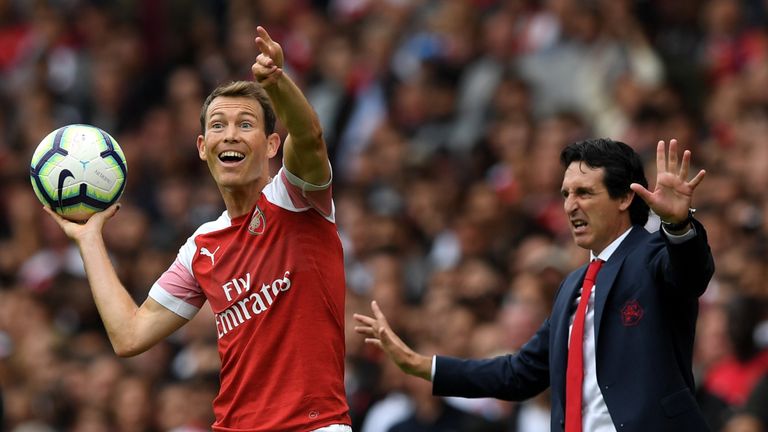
[252,26,330,186]
[629,139,706,233]
[354,301,433,381]
[356,301,553,400]
[44,205,188,357]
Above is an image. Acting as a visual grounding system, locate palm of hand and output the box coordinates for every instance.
[649,172,692,222]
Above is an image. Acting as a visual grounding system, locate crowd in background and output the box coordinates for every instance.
[0,0,767,431]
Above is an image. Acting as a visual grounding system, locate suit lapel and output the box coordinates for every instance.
[593,226,646,342]
[551,267,587,394]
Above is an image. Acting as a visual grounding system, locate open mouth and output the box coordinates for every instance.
[218,151,245,163]
[572,219,588,232]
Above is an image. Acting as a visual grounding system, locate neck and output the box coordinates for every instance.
[592,224,634,257]
[219,178,270,219]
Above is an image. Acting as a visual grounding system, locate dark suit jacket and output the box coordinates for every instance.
[433,220,715,432]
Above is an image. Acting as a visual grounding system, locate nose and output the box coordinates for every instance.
[223,124,239,142]
[563,195,578,215]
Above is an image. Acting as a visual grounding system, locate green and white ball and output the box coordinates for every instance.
[30,124,127,222]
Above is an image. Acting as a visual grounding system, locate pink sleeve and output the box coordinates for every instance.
[149,259,205,320]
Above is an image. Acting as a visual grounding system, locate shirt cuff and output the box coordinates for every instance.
[431,355,437,381]
[662,224,696,243]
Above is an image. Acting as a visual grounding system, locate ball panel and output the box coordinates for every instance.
[98,130,128,178]
[61,125,106,155]
[85,158,121,192]
[57,202,102,222]
[30,176,51,208]
[30,130,58,167]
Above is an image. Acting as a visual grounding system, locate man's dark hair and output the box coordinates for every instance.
[560,138,649,226]
[199,81,276,135]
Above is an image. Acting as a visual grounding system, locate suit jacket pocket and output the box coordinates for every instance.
[660,388,697,418]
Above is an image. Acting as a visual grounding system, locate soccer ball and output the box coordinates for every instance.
[30,124,127,222]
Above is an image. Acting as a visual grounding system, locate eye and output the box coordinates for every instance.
[240,121,253,129]
[210,122,224,129]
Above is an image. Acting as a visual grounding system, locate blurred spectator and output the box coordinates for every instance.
[742,373,768,429]
[703,296,768,407]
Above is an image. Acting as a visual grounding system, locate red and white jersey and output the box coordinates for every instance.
[149,167,350,432]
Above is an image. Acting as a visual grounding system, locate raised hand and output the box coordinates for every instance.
[353,301,432,381]
[252,26,284,87]
[629,139,706,224]
[43,203,120,245]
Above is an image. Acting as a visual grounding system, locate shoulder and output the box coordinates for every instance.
[615,226,663,261]
[190,211,232,238]
[177,211,231,269]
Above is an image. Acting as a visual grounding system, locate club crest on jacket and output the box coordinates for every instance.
[621,299,644,326]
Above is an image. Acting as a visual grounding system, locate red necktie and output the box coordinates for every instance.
[565,259,604,432]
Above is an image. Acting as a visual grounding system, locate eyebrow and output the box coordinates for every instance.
[561,186,599,195]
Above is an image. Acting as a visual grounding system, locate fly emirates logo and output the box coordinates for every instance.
[215,271,292,339]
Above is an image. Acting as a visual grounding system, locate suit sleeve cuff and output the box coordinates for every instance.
[431,355,437,381]
[662,224,696,243]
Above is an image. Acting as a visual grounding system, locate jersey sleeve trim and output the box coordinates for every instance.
[149,283,199,320]
[282,161,333,191]
[263,164,335,223]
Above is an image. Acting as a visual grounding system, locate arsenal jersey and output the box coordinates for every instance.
[149,167,350,431]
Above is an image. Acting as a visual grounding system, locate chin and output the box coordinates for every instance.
[572,236,591,251]
[214,176,244,188]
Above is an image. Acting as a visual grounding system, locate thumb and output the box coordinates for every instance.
[629,183,652,204]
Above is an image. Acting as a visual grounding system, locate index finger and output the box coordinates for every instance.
[371,300,389,326]
[256,26,273,44]
[42,206,68,225]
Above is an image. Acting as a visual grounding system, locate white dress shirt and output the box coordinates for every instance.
[570,229,631,432]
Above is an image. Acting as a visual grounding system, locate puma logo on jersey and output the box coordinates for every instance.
[200,246,220,265]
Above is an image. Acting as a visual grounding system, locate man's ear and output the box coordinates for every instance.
[197,135,207,161]
[619,191,635,211]
[266,133,281,158]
